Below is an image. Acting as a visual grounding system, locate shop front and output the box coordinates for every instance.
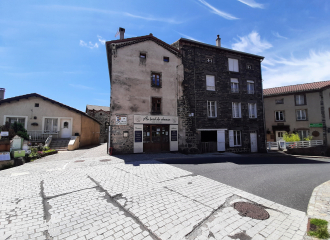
[133,115,178,153]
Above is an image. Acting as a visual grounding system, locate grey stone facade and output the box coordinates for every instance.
[86,105,110,143]
[172,38,267,153]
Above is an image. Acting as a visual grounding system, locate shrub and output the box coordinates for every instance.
[308,218,329,239]
[283,132,300,142]
[304,135,313,141]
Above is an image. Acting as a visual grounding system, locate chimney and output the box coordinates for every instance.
[216,35,221,47]
[119,27,125,40]
[0,88,5,100]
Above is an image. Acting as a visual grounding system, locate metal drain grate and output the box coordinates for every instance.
[74,160,85,163]
[100,159,111,162]
[234,202,269,220]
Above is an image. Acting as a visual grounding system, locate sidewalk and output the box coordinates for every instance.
[0,145,311,240]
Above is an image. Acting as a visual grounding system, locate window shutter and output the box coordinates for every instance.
[215,101,217,117]
[232,102,235,117]
[239,103,241,118]
[234,59,239,72]
[228,59,233,71]
[229,130,234,147]
[254,104,257,118]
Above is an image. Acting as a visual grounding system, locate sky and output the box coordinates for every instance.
[1,0,330,111]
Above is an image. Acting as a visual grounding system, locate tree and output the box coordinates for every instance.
[283,132,300,142]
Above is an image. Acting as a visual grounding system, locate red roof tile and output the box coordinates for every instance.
[263,80,330,96]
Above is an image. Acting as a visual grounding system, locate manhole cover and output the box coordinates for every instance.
[74,160,85,163]
[100,159,111,162]
[234,202,269,220]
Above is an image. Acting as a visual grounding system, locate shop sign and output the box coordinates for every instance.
[116,115,127,125]
[135,131,142,142]
[309,123,323,128]
[134,115,178,124]
[171,130,177,141]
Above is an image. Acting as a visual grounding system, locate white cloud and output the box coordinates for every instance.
[263,50,330,88]
[237,0,264,8]
[79,40,98,49]
[69,84,94,90]
[124,13,182,24]
[232,31,272,54]
[176,31,202,42]
[196,0,239,20]
[272,31,288,39]
[97,35,106,45]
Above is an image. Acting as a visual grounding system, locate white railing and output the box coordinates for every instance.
[27,130,59,141]
[267,142,279,150]
[285,140,323,149]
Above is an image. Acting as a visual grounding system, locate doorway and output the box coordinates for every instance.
[60,119,71,138]
[143,125,169,152]
[250,132,258,152]
[276,131,286,149]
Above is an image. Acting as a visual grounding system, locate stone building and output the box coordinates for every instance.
[263,80,330,146]
[86,105,110,143]
[105,29,183,154]
[171,36,267,153]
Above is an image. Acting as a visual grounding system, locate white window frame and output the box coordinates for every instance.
[228,58,239,72]
[207,101,217,118]
[248,103,257,118]
[4,115,28,129]
[232,102,241,118]
[231,78,239,93]
[247,80,254,94]
[229,130,241,147]
[206,75,215,91]
[295,94,305,105]
[298,130,309,140]
[43,118,59,133]
[275,111,284,121]
[296,109,307,120]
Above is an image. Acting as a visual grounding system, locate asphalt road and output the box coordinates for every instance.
[156,155,330,212]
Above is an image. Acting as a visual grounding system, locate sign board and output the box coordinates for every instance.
[171,130,177,141]
[1,131,9,136]
[309,123,323,128]
[135,131,142,142]
[115,115,127,125]
[134,115,178,125]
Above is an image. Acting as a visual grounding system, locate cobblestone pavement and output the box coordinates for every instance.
[1,144,309,240]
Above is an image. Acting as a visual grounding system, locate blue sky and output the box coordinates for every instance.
[1,0,330,111]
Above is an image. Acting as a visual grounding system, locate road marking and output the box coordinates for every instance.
[11,172,29,176]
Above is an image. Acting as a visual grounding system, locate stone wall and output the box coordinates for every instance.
[173,40,267,153]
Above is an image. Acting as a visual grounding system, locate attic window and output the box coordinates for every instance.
[140,53,146,59]
[35,103,39,107]
[247,64,252,70]
[163,57,169,62]
[206,58,213,63]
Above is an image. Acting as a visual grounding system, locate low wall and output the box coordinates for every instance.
[287,146,327,156]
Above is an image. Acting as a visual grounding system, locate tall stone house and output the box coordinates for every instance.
[105,29,183,154]
[106,29,266,153]
[263,80,330,146]
[172,36,266,153]
[86,105,110,143]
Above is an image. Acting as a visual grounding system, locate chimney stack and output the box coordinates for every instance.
[216,35,221,47]
[119,27,125,40]
[0,88,5,100]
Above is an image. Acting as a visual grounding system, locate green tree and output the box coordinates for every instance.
[283,132,300,142]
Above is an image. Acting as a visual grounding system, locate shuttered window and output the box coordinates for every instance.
[296,110,307,120]
[206,75,215,91]
[247,80,254,94]
[232,102,241,118]
[228,58,239,72]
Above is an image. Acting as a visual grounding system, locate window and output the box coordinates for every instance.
[5,117,26,126]
[231,78,239,93]
[275,111,285,121]
[35,103,39,107]
[207,101,217,117]
[206,58,213,63]
[163,57,169,62]
[151,73,161,87]
[232,102,241,118]
[247,80,254,94]
[296,109,307,120]
[44,118,58,133]
[247,64,252,70]
[298,130,309,140]
[295,94,305,105]
[206,75,215,91]
[275,99,284,104]
[229,130,241,146]
[140,53,146,59]
[151,98,161,114]
[228,58,239,72]
[248,103,257,118]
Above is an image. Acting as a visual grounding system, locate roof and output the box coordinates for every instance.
[86,105,110,112]
[0,93,101,124]
[106,34,181,57]
[263,80,330,97]
[174,38,264,59]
